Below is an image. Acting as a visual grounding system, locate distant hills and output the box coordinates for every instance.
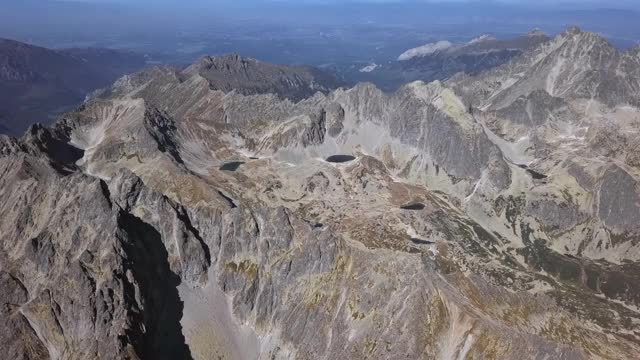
[0,38,148,135]
[330,30,551,91]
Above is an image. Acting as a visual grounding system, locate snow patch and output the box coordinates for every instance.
[398,41,453,61]
[398,35,497,61]
[359,63,379,73]
[546,57,566,96]
[464,177,484,203]
[466,34,495,45]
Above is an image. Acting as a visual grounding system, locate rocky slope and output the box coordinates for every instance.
[0,38,149,136]
[2,27,640,359]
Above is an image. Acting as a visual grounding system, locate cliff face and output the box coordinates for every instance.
[2,33,640,359]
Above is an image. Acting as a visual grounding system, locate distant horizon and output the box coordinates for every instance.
[58,0,640,6]
[1,0,638,66]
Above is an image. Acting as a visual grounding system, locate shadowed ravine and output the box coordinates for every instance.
[117,211,193,360]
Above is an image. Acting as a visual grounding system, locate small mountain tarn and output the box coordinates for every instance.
[518,164,548,180]
[325,155,356,163]
[401,203,426,210]
[526,169,548,180]
[410,238,434,245]
[219,161,245,171]
[117,211,193,360]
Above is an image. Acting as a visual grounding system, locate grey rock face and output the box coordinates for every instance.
[494,90,568,127]
[0,271,50,360]
[330,82,509,185]
[598,165,640,236]
[526,199,589,235]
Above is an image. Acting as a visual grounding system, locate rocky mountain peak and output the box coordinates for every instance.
[565,25,582,35]
[526,28,547,37]
[189,53,258,72]
[453,26,637,109]
[180,54,342,101]
[562,27,613,47]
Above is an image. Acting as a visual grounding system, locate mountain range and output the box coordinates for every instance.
[330,30,551,91]
[1,26,640,359]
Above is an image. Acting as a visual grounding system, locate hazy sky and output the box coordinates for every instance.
[48,0,640,12]
[65,0,639,5]
[3,0,638,54]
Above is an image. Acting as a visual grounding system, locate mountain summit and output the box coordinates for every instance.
[453,26,640,109]
[184,54,344,101]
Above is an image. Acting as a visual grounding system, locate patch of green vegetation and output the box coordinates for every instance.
[501,303,534,327]
[304,292,325,309]
[434,254,459,275]
[352,311,366,320]
[540,316,601,355]
[398,155,418,178]
[348,296,366,320]
[470,332,510,359]
[333,255,351,274]
[224,259,258,280]
[298,254,353,313]
[417,295,449,358]
[560,188,574,204]
[363,337,378,355]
